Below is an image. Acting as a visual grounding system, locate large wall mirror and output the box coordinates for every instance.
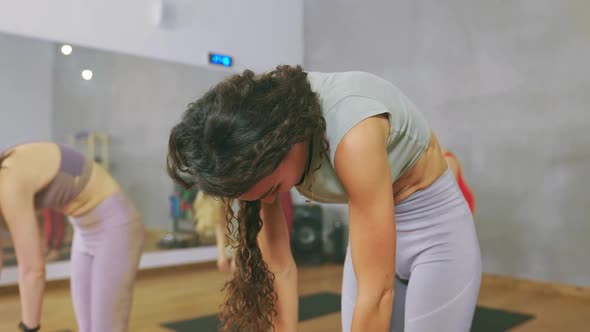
[1,30,231,273]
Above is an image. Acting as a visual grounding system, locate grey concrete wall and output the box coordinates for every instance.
[52,46,229,230]
[304,0,590,286]
[0,32,54,147]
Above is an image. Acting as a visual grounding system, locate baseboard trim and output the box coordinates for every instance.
[0,261,217,295]
[0,246,217,287]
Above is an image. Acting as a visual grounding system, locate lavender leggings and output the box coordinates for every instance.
[69,192,144,332]
[341,169,482,331]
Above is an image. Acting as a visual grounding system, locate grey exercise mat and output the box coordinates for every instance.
[161,292,534,331]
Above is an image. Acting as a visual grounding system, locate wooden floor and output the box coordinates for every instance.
[0,264,589,331]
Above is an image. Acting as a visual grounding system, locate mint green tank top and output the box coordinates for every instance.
[295,71,431,204]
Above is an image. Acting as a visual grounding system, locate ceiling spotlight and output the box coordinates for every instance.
[81,69,93,80]
[61,45,73,55]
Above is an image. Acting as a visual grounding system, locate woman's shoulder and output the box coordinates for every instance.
[0,142,61,195]
[2,141,59,154]
[1,142,60,169]
[308,71,403,112]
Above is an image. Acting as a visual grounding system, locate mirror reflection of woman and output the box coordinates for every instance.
[0,142,144,332]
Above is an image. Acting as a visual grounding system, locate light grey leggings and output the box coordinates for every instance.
[70,193,145,332]
[342,169,482,332]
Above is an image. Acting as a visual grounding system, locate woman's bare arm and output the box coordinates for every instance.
[259,198,298,332]
[335,115,396,332]
[0,174,45,329]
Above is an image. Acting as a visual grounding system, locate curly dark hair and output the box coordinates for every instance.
[167,65,328,331]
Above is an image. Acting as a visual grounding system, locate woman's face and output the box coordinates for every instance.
[237,141,309,204]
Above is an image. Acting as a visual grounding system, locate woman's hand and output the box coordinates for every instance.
[259,199,298,332]
[217,257,231,272]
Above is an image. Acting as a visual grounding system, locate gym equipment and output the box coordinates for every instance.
[328,219,347,263]
[291,204,323,266]
[158,184,199,249]
[69,131,109,170]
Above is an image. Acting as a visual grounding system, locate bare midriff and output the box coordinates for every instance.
[392,132,448,203]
